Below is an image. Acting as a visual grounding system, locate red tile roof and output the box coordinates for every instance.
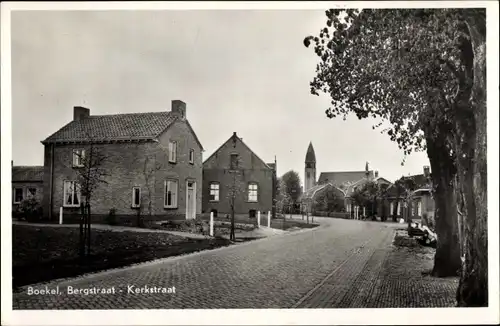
[42,112,178,144]
[12,166,44,182]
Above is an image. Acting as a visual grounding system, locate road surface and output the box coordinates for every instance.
[13,217,456,309]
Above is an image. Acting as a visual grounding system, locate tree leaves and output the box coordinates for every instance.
[280,170,302,203]
[304,9,474,160]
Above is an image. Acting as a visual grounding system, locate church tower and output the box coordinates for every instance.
[305,142,317,192]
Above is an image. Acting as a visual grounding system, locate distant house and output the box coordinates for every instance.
[41,100,203,224]
[202,132,277,219]
[387,166,434,223]
[12,164,44,208]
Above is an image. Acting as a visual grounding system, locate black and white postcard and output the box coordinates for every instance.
[1,1,498,325]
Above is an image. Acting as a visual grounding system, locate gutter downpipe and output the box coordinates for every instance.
[49,143,55,220]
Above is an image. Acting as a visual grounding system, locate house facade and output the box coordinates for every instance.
[41,100,203,224]
[202,132,277,218]
[387,166,434,224]
[342,170,392,219]
[12,164,44,208]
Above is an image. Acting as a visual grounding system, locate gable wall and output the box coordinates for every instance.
[202,136,275,215]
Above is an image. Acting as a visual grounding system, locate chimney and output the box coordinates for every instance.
[423,165,430,177]
[74,106,90,121]
[375,170,379,178]
[171,100,186,119]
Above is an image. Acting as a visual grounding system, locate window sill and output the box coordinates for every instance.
[131,206,141,209]
[168,161,177,165]
[13,202,22,205]
[164,206,178,210]
[72,166,84,169]
[246,201,258,203]
[209,200,219,203]
[63,205,80,208]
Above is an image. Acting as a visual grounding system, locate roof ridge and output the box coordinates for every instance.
[320,170,370,174]
[89,111,171,118]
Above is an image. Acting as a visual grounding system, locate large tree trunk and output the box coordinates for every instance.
[456,11,488,307]
[426,133,462,277]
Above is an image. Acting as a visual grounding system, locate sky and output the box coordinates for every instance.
[10,9,430,184]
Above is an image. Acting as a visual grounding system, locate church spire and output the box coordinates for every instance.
[305,142,316,163]
[305,142,317,192]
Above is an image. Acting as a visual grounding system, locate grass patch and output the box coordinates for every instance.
[272,219,320,230]
[12,225,232,290]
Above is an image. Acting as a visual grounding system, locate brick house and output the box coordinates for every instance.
[41,100,203,224]
[387,166,434,224]
[12,164,44,208]
[202,132,277,219]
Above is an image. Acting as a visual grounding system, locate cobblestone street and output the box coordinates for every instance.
[13,218,458,309]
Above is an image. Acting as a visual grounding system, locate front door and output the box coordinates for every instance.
[186,181,196,220]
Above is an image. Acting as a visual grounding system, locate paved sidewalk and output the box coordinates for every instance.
[12,217,457,309]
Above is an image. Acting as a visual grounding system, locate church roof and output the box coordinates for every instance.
[305,142,316,163]
[318,170,374,186]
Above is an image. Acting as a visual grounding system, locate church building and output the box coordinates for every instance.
[300,142,392,218]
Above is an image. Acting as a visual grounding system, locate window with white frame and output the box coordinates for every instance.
[63,181,81,207]
[27,188,37,198]
[248,183,258,202]
[189,149,195,164]
[417,200,422,216]
[132,187,141,208]
[209,183,220,201]
[13,188,23,204]
[72,149,86,167]
[164,179,178,208]
[397,202,401,215]
[168,141,177,163]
